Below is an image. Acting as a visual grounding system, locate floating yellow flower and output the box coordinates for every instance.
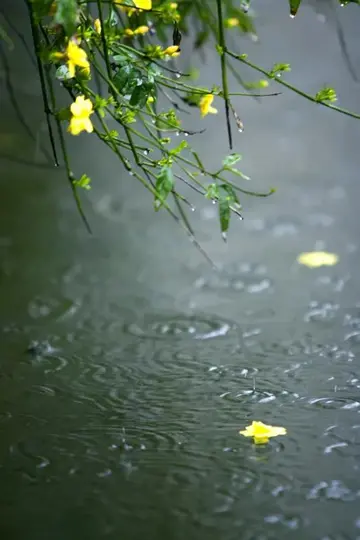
[94,18,101,34]
[68,95,94,136]
[163,45,181,57]
[297,251,339,268]
[54,41,90,79]
[199,94,218,117]
[240,421,287,445]
[124,25,149,37]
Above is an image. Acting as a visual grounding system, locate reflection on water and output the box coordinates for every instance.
[1,0,360,539]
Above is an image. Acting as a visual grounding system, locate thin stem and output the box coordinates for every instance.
[25,1,59,166]
[215,0,232,149]
[226,50,360,121]
[96,0,112,81]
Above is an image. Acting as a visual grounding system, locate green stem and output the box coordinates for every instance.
[96,0,112,81]
[25,1,59,166]
[227,50,360,121]
[215,0,232,149]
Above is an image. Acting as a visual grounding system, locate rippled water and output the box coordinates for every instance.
[2,0,360,539]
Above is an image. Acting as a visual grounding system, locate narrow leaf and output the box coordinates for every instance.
[289,0,302,16]
[54,0,78,36]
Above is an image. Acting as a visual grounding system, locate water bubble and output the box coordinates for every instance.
[175,72,181,79]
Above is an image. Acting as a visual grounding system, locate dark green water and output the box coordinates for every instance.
[1,1,360,539]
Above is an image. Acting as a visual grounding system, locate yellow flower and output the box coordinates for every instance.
[163,45,180,57]
[94,18,101,34]
[297,251,339,268]
[125,25,149,36]
[68,95,94,136]
[240,421,287,445]
[54,41,90,79]
[115,0,151,10]
[225,17,239,27]
[133,0,152,9]
[199,94,218,117]
[170,2,178,8]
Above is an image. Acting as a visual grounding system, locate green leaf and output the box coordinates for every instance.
[289,0,302,16]
[130,83,153,108]
[205,183,219,200]
[30,0,54,19]
[269,63,291,78]
[169,140,188,155]
[113,64,132,92]
[315,87,337,103]
[155,166,174,210]
[222,153,242,168]
[73,174,91,190]
[54,0,78,36]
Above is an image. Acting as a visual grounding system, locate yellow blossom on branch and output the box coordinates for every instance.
[115,0,151,12]
[54,41,89,79]
[133,0,152,9]
[94,18,101,34]
[297,251,339,268]
[163,45,180,57]
[68,95,94,136]
[199,94,218,117]
[240,421,287,445]
[124,25,149,37]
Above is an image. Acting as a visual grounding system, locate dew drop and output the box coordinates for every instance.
[175,72,181,79]
[212,200,216,205]
[175,131,180,136]
[184,131,189,137]
[238,127,243,133]
[221,231,227,242]
[143,149,149,155]
[129,171,134,176]
[151,120,156,124]
[290,12,296,18]
[191,206,196,212]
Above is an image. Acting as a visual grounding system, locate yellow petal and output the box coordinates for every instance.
[163,45,180,56]
[94,18,101,34]
[297,251,339,268]
[124,28,134,36]
[199,94,215,117]
[67,61,75,78]
[254,436,269,445]
[240,421,287,444]
[134,25,149,35]
[133,0,152,9]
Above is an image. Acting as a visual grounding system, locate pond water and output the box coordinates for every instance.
[1,1,360,539]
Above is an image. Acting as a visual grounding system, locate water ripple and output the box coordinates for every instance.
[124,313,237,341]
